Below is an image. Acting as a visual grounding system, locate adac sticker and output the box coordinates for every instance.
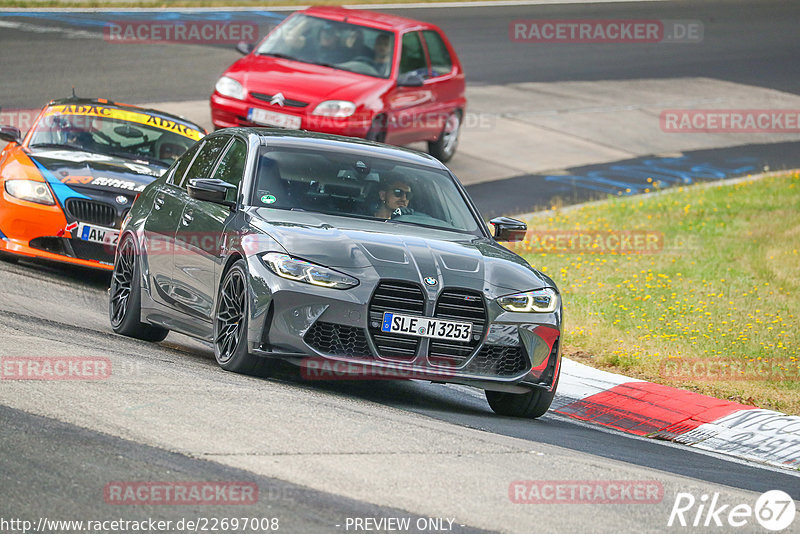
[261,194,277,204]
[42,105,203,141]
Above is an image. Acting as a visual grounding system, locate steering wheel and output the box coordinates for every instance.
[93,129,121,147]
[390,206,414,219]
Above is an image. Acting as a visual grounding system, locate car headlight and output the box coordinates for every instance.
[262,252,359,289]
[312,100,356,118]
[497,288,559,313]
[215,76,246,100]
[4,180,55,205]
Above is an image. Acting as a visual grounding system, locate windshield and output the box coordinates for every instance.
[256,14,396,79]
[28,105,204,166]
[252,146,483,236]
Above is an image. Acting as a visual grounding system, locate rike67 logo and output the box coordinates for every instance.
[668,490,796,531]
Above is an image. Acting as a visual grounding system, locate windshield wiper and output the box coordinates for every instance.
[28,142,87,151]
[310,61,338,69]
[259,52,300,62]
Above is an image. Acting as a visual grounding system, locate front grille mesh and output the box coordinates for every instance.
[304,322,370,358]
[429,289,486,366]
[465,345,529,377]
[65,199,116,227]
[368,281,424,360]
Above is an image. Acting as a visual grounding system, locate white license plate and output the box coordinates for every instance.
[248,107,302,129]
[381,312,472,341]
[77,223,118,246]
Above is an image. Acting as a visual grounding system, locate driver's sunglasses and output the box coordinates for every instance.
[392,189,413,200]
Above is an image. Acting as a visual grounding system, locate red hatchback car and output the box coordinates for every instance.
[210,6,466,162]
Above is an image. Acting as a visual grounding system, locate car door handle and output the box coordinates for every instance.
[153,195,165,210]
[181,211,193,226]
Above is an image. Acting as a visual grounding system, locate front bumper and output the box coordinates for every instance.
[0,193,116,270]
[245,256,562,393]
[210,93,373,138]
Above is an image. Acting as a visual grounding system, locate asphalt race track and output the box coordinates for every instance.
[1,1,799,532]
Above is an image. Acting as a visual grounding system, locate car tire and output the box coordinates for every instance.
[109,235,169,342]
[428,110,461,163]
[213,259,273,376]
[366,115,387,143]
[485,380,558,419]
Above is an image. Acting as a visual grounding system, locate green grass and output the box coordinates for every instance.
[511,172,800,414]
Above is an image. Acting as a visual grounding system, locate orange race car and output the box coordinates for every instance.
[0,97,206,270]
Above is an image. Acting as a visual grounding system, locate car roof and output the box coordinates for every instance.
[301,6,436,32]
[46,96,206,134]
[222,127,448,169]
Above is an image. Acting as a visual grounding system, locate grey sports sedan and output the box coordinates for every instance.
[109,128,562,418]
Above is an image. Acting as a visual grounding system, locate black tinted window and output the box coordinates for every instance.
[211,138,247,203]
[400,32,427,75]
[171,142,201,186]
[253,146,481,235]
[212,139,247,188]
[182,136,229,188]
[422,30,452,76]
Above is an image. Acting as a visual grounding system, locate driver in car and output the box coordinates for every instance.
[371,33,392,76]
[375,176,413,219]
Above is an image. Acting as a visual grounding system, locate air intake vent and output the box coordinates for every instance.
[429,289,486,366]
[465,345,528,377]
[368,281,424,361]
[304,322,370,358]
[65,199,116,227]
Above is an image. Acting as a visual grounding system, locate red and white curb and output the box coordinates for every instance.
[554,358,800,471]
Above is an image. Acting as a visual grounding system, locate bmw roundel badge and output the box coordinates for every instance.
[424,277,437,286]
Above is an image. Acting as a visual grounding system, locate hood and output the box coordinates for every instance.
[248,208,552,294]
[27,147,164,197]
[229,55,388,105]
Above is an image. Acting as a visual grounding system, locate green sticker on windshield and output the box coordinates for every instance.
[261,194,277,204]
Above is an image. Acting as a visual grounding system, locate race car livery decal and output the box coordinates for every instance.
[31,149,115,164]
[60,176,95,185]
[89,176,146,192]
[42,105,203,141]
[30,158,90,205]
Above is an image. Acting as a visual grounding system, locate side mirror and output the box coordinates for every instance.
[490,216,527,242]
[236,41,256,55]
[187,178,237,209]
[0,126,22,144]
[397,72,425,87]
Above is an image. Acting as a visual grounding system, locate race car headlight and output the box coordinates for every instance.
[312,100,356,118]
[4,180,55,205]
[215,76,246,100]
[262,252,359,289]
[497,288,559,313]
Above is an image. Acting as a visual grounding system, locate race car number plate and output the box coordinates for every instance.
[248,107,301,129]
[77,223,119,247]
[381,312,472,341]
